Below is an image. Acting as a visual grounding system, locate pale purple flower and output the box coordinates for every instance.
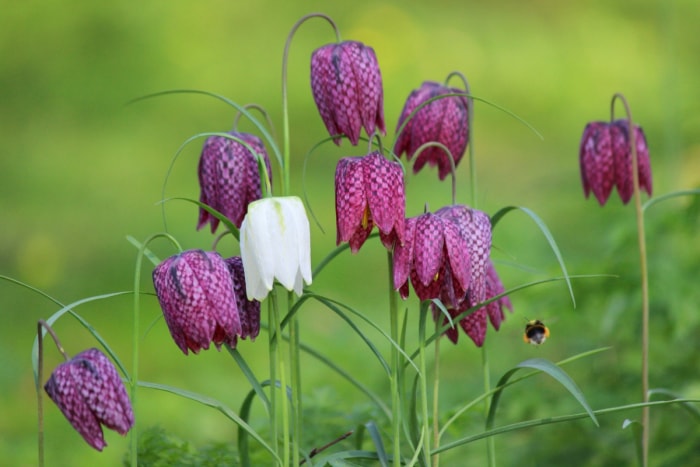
[197,131,272,232]
[579,119,652,205]
[153,249,241,354]
[311,40,385,145]
[335,151,405,253]
[44,348,134,451]
[394,81,470,180]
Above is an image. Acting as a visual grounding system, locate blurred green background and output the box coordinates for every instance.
[2,0,699,465]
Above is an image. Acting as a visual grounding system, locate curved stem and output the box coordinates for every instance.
[611,92,649,467]
[232,104,277,141]
[36,320,70,467]
[281,13,340,195]
[445,72,475,207]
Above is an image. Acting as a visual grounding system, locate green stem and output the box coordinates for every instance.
[281,13,340,196]
[612,93,649,467]
[36,320,70,467]
[432,319,441,467]
[288,291,301,466]
[418,303,431,466]
[387,251,402,467]
[268,292,279,463]
[275,293,290,467]
[482,345,495,467]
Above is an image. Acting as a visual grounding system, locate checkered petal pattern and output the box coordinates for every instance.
[152,250,241,354]
[197,132,272,232]
[44,348,134,451]
[311,41,385,145]
[394,81,470,180]
[335,151,405,253]
[579,119,652,205]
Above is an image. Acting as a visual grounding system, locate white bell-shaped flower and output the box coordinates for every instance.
[240,196,312,300]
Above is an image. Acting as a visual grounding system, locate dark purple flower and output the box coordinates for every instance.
[394,81,470,180]
[153,249,241,354]
[432,260,512,347]
[393,212,471,302]
[483,260,513,331]
[335,151,405,252]
[224,256,260,340]
[44,348,134,451]
[197,132,272,232]
[311,40,385,145]
[434,205,491,308]
[579,119,652,205]
[611,119,653,204]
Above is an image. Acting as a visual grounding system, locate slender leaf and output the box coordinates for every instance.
[157,196,239,241]
[486,358,598,430]
[622,419,643,466]
[364,421,389,467]
[648,388,700,420]
[225,345,270,412]
[31,291,133,383]
[433,399,700,455]
[490,206,576,308]
[139,380,280,464]
[310,294,421,375]
[642,189,700,212]
[126,235,162,266]
[438,347,611,439]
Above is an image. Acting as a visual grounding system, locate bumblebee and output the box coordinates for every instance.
[523,319,550,345]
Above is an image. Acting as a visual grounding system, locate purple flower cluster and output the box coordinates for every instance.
[312,41,510,346]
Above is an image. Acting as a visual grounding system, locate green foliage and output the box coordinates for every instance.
[128,426,239,467]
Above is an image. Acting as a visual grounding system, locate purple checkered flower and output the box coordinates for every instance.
[393,212,471,302]
[425,206,494,346]
[335,151,405,253]
[224,256,261,341]
[311,40,385,145]
[44,348,134,451]
[394,81,470,180]
[152,249,241,355]
[579,119,652,205]
[197,131,272,232]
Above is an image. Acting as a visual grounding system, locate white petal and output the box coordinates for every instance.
[240,208,272,300]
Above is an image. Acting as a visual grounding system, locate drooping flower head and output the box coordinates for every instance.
[335,151,405,253]
[393,212,471,303]
[153,249,241,354]
[579,119,652,205]
[197,131,272,232]
[394,81,470,180]
[224,256,261,340]
[240,196,313,301]
[44,348,134,451]
[311,40,385,145]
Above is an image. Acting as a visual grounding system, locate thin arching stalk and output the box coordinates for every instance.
[611,92,650,467]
